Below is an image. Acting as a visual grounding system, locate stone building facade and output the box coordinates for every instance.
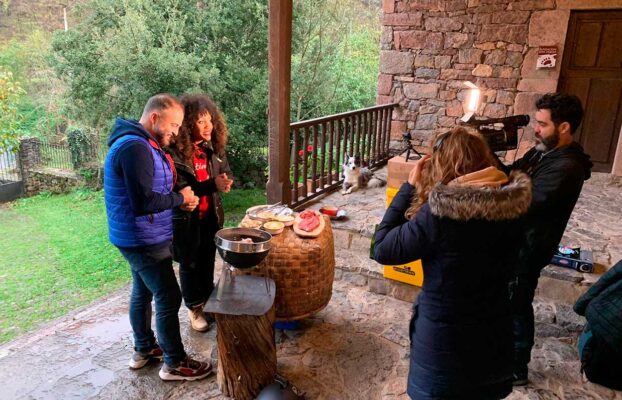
[378,0,622,174]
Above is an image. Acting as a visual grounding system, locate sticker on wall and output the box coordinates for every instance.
[537,46,557,69]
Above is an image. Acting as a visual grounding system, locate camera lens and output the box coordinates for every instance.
[578,264,591,272]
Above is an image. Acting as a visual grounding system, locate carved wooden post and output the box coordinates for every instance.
[205,274,276,400]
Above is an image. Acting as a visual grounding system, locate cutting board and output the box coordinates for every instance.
[293,211,326,238]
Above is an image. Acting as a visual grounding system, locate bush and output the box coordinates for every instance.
[67,126,96,169]
[78,166,103,190]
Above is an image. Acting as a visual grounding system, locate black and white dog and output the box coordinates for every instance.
[341,154,386,195]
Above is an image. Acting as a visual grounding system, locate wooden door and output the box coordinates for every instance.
[559,10,622,173]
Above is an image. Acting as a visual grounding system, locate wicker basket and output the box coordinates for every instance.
[235,216,335,320]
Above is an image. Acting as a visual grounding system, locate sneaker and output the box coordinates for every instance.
[129,344,164,369]
[188,305,209,332]
[512,370,528,386]
[159,357,213,381]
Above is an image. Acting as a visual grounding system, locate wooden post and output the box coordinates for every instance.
[266,0,293,205]
[216,307,277,400]
[205,275,277,400]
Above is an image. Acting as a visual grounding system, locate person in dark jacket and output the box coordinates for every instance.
[167,93,233,332]
[500,93,593,385]
[104,94,212,381]
[374,127,532,400]
[574,259,622,390]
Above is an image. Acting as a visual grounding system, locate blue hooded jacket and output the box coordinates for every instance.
[104,117,183,248]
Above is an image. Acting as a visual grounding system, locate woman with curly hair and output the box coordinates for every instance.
[167,93,233,332]
[373,127,532,399]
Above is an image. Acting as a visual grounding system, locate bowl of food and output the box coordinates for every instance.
[215,228,272,269]
[275,214,295,226]
[262,221,284,235]
[319,206,339,217]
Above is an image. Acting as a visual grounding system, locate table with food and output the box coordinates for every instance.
[205,204,337,398]
[236,203,335,321]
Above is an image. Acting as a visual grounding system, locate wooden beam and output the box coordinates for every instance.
[266,0,293,205]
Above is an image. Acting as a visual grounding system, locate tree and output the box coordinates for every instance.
[0,68,24,152]
[291,0,380,121]
[50,0,269,181]
[50,0,216,127]
[49,0,380,183]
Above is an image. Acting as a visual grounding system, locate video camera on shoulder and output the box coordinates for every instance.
[458,81,530,152]
[461,114,530,152]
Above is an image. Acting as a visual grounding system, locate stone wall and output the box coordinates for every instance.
[24,169,83,195]
[18,137,84,196]
[378,0,622,162]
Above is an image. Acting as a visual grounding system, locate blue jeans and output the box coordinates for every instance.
[118,242,186,367]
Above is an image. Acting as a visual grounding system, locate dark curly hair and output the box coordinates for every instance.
[536,93,583,134]
[170,93,229,165]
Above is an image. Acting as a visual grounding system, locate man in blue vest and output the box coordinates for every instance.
[104,94,211,381]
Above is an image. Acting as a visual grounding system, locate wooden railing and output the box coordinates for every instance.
[289,103,398,208]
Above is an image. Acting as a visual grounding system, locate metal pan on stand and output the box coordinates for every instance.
[214,228,273,300]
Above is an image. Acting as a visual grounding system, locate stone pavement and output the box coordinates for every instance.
[305,168,622,305]
[1,169,621,399]
[2,264,621,400]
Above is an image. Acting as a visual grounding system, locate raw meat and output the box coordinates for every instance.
[299,210,316,219]
[298,211,320,232]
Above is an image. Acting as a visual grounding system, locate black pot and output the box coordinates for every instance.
[215,228,272,269]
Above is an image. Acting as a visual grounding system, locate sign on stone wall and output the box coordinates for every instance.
[537,46,557,69]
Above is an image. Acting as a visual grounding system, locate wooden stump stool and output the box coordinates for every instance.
[205,274,277,400]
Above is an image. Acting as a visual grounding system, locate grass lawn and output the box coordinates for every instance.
[0,187,265,344]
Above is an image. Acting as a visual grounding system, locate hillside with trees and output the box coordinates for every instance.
[1,0,381,184]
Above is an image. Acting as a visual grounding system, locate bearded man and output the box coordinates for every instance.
[501,93,593,385]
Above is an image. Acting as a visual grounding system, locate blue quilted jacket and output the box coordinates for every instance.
[104,118,177,248]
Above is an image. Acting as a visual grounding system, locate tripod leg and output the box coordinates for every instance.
[411,146,423,159]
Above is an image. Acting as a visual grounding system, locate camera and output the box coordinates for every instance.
[462,114,530,152]
[400,131,422,161]
[550,247,594,273]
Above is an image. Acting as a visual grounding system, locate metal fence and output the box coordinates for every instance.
[0,149,21,183]
[0,149,23,202]
[40,141,73,170]
[38,138,106,170]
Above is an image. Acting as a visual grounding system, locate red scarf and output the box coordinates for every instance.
[193,145,210,219]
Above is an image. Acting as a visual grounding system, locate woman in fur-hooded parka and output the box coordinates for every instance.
[374,128,532,400]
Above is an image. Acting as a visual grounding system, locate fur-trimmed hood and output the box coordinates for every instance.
[428,171,531,221]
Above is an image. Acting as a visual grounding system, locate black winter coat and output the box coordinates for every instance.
[574,259,622,351]
[168,142,232,263]
[504,142,592,275]
[373,172,532,400]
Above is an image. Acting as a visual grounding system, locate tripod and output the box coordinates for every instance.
[400,132,423,162]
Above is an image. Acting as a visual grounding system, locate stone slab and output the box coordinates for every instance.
[205,275,275,316]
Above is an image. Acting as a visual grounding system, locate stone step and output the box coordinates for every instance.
[332,227,597,308]
[333,228,421,303]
